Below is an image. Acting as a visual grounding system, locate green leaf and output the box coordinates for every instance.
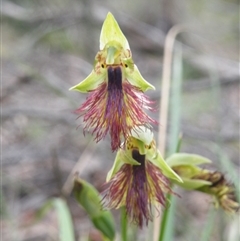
[38,198,75,241]
[159,192,176,241]
[52,198,75,241]
[166,153,212,167]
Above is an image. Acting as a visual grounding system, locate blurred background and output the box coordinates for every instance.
[2,0,239,240]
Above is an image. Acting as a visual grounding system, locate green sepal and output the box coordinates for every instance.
[125,64,155,91]
[150,150,183,183]
[166,153,212,167]
[100,12,130,50]
[69,70,105,93]
[172,177,212,190]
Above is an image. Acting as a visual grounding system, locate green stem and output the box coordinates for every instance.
[158,193,173,241]
[121,207,128,241]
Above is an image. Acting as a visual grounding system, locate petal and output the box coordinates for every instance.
[106,151,124,182]
[122,150,141,166]
[125,64,155,91]
[100,12,130,50]
[149,150,183,183]
[166,153,212,167]
[69,70,105,93]
[106,149,140,182]
[130,126,154,146]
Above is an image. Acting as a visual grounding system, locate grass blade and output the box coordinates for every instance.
[52,198,75,241]
[199,207,217,241]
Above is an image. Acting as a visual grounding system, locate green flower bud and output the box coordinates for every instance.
[167,153,239,214]
[73,177,115,240]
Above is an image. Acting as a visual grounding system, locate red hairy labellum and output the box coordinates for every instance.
[102,150,174,228]
[75,66,157,151]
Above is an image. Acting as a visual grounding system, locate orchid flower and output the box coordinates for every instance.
[70,13,156,151]
[102,127,182,227]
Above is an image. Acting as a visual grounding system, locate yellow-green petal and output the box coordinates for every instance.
[106,151,124,182]
[100,12,130,50]
[125,64,155,91]
[150,150,183,183]
[69,70,105,93]
[106,149,140,182]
